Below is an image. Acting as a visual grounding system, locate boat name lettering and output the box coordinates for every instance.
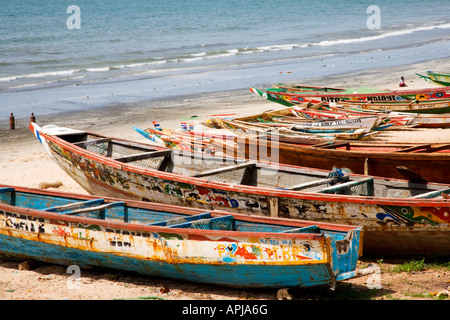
[367,95,397,102]
[109,239,132,247]
[105,228,151,238]
[259,238,292,245]
[4,218,45,233]
[320,95,398,102]
[296,118,362,127]
[1,210,45,223]
[320,97,341,102]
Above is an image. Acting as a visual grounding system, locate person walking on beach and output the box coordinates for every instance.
[399,76,407,87]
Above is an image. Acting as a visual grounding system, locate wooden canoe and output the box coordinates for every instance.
[416,72,450,87]
[311,103,450,128]
[30,123,450,257]
[0,185,370,289]
[252,86,450,113]
[339,99,450,114]
[213,135,450,184]
[202,117,373,141]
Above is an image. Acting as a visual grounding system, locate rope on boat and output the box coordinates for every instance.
[326,168,350,185]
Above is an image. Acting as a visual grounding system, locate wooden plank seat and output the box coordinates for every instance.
[287,176,349,191]
[113,150,172,163]
[396,143,450,153]
[44,198,105,212]
[55,201,126,215]
[412,188,450,199]
[313,141,351,150]
[192,162,256,185]
[149,212,211,227]
[192,162,256,177]
[414,144,450,153]
[318,178,374,195]
[395,144,432,153]
[168,215,235,231]
[280,225,320,233]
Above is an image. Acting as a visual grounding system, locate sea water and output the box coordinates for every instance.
[1,0,449,119]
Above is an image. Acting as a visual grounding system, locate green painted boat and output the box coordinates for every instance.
[416,71,450,87]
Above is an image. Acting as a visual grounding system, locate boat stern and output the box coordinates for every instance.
[327,227,370,284]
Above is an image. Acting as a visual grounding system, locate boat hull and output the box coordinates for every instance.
[30,124,450,257]
[0,186,364,288]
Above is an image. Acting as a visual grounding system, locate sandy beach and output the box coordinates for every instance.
[1,59,449,301]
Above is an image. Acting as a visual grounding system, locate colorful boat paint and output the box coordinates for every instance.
[0,185,371,289]
[29,123,450,257]
[202,117,374,141]
[416,72,450,87]
[339,99,450,114]
[251,86,450,113]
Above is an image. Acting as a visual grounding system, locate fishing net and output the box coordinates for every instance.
[199,167,249,184]
[126,157,166,170]
[86,142,109,156]
[188,217,235,231]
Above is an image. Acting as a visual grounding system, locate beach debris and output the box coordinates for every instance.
[39,181,63,189]
[277,288,293,300]
[160,287,170,294]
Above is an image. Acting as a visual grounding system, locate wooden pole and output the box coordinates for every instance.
[364,158,369,175]
[9,113,15,130]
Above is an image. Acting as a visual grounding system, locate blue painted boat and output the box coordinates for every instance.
[0,185,371,289]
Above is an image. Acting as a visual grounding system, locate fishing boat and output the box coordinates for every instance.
[292,105,416,126]
[0,185,371,289]
[232,109,380,133]
[289,115,379,133]
[416,71,450,87]
[326,104,450,128]
[133,126,215,152]
[251,86,450,113]
[212,134,450,184]
[339,99,450,114]
[30,123,450,257]
[203,117,374,141]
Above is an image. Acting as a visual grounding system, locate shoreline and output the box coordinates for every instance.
[2,55,449,123]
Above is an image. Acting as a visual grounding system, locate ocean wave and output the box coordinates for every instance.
[313,22,450,47]
[2,21,448,87]
[0,69,80,82]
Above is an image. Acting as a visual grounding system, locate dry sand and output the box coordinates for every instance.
[0,59,449,301]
